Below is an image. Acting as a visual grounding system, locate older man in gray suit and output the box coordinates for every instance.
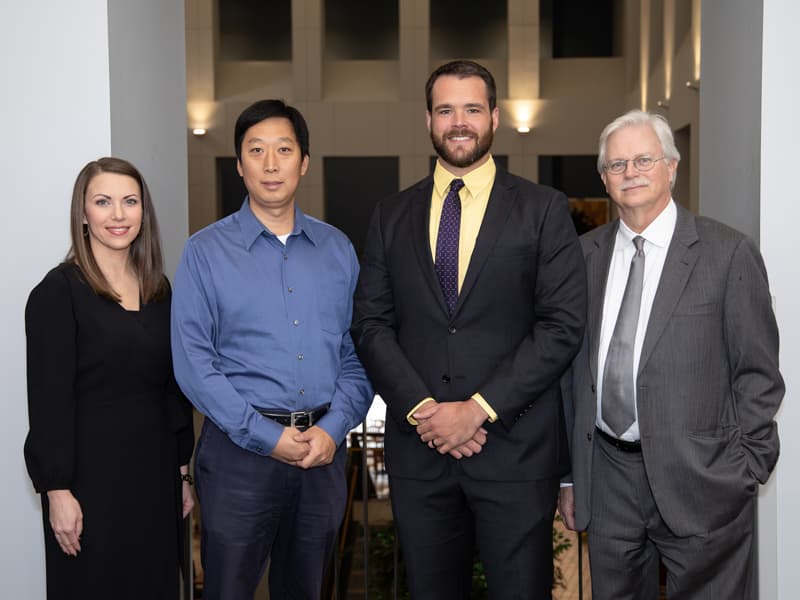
[559,109,784,599]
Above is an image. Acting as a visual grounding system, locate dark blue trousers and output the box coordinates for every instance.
[389,460,559,600]
[194,419,346,600]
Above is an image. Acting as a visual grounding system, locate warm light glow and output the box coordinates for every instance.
[506,99,537,133]
[692,0,701,81]
[663,0,675,102]
[192,128,207,136]
[640,0,651,110]
[187,101,217,134]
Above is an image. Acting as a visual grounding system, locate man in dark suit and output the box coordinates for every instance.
[559,110,784,599]
[351,60,586,599]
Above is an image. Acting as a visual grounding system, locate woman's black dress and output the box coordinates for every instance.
[24,263,194,600]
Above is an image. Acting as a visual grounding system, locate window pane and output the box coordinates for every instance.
[325,0,399,60]
[219,0,292,61]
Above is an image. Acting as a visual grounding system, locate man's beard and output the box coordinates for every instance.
[431,126,493,169]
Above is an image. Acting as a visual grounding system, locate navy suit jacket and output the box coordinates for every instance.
[352,167,586,481]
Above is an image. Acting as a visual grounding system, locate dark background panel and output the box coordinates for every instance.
[324,157,400,256]
[541,0,618,58]
[325,0,399,59]
[429,0,507,59]
[217,157,247,218]
[218,0,292,60]
[538,155,609,234]
[538,155,605,197]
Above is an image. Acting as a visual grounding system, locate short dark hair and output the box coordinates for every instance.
[425,60,497,112]
[234,99,310,161]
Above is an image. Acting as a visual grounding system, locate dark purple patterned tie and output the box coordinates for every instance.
[435,179,464,315]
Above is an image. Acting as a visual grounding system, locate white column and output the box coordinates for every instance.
[700,2,800,598]
[108,0,189,277]
[0,1,188,597]
[760,1,800,598]
[699,0,763,241]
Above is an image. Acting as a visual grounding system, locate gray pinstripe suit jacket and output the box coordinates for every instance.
[564,204,783,537]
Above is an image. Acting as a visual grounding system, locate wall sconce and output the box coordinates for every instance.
[506,99,536,135]
[192,128,207,137]
[685,79,700,91]
[656,100,670,109]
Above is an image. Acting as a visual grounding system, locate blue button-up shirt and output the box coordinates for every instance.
[171,200,373,456]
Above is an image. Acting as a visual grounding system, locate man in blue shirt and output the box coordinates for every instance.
[172,99,373,600]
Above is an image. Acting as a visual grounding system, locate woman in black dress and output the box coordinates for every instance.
[24,157,195,599]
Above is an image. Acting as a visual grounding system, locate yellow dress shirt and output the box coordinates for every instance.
[407,157,498,425]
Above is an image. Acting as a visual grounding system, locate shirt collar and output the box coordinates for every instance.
[618,199,677,250]
[433,155,496,199]
[237,199,317,250]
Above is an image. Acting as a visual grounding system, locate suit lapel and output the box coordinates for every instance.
[452,171,513,317]
[409,178,451,316]
[638,205,700,375]
[586,223,618,383]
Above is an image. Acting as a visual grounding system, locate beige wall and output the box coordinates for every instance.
[184,0,701,233]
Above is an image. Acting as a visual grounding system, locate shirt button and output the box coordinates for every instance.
[288,287,294,293]
[256,446,263,453]
[283,254,288,261]
[293,319,300,326]
[299,388,305,395]
[298,354,304,360]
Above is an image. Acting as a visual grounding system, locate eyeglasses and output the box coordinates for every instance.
[603,156,666,175]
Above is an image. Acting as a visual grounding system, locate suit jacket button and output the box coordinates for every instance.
[442,374,451,383]
[587,432,593,441]
[591,384,596,393]
[448,326,457,334]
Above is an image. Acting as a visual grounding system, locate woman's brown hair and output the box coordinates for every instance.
[66,157,168,303]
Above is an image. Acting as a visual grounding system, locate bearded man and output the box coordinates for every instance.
[351,60,587,599]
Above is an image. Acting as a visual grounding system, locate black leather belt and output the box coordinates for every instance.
[256,405,329,431]
[596,427,642,452]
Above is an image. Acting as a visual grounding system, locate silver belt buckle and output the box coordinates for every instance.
[290,410,310,428]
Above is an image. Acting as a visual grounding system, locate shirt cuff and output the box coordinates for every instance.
[316,410,348,447]
[471,393,497,423]
[406,397,435,425]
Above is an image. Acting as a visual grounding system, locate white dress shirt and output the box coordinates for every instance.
[596,200,677,441]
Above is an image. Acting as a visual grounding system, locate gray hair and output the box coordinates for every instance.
[597,110,681,187]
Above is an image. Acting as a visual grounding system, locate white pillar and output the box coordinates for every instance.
[699,0,763,241]
[760,1,800,598]
[0,1,188,597]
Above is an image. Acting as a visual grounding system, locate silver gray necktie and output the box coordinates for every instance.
[602,235,645,437]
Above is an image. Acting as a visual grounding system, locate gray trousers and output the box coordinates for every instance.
[587,433,756,600]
